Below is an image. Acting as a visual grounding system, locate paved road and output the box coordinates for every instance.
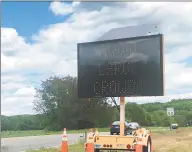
[1,132,109,152]
[1,128,169,152]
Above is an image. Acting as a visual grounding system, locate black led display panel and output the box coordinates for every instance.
[77,34,164,98]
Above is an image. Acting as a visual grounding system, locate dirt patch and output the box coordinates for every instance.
[152,128,192,152]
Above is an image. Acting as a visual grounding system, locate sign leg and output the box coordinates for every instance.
[170,116,172,131]
[120,97,125,136]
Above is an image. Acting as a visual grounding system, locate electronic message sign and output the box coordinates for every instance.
[77,34,164,98]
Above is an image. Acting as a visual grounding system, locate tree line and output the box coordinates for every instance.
[1,76,192,131]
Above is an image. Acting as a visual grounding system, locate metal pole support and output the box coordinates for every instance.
[120,97,125,136]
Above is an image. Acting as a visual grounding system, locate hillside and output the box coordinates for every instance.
[1,114,44,131]
[1,99,192,131]
[139,99,192,126]
[140,99,192,112]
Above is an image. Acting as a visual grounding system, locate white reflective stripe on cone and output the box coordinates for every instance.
[62,135,67,141]
[62,137,68,141]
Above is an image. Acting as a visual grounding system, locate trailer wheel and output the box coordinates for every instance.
[94,149,100,152]
[143,136,151,152]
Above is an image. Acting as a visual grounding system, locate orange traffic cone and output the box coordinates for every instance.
[61,128,68,152]
[85,128,95,152]
[135,131,143,152]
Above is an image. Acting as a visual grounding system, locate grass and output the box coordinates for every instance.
[26,139,85,152]
[153,127,192,152]
[26,144,85,152]
[27,127,192,152]
[1,126,190,138]
[1,130,61,138]
[1,128,109,138]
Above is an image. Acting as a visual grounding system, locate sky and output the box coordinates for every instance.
[1,2,192,116]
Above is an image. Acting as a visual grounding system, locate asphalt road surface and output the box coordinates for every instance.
[1,128,169,152]
[1,132,108,152]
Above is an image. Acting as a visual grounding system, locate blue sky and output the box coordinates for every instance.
[1,1,72,89]
[1,2,192,115]
[185,57,192,67]
[2,2,71,42]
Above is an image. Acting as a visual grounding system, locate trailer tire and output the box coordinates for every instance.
[143,136,151,152]
[94,149,100,152]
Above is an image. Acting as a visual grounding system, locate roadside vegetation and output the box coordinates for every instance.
[1,128,109,138]
[1,76,192,138]
[26,144,84,152]
[27,139,85,152]
[1,127,177,138]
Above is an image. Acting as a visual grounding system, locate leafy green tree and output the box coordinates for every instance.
[125,103,150,126]
[33,76,115,130]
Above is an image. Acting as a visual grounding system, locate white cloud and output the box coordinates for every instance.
[166,45,192,62]
[126,92,192,104]
[1,2,192,115]
[164,61,191,91]
[1,53,18,72]
[14,86,36,96]
[1,85,36,116]
[1,27,29,53]
[51,59,77,76]
[49,1,80,16]
[1,82,27,92]
[2,95,35,116]
[1,74,26,83]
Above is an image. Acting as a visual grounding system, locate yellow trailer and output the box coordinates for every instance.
[93,129,152,152]
[85,97,153,152]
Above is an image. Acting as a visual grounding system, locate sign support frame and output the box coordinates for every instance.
[120,97,125,136]
[169,115,172,131]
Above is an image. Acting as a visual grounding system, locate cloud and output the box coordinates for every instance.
[166,45,192,62]
[2,95,36,116]
[1,82,27,93]
[14,86,36,96]
[1,2,192,115]
[1,28,29,53]
[49,1,80,16]
[126,92,192,104]
[1,84,36,116]
[1,74,26,83]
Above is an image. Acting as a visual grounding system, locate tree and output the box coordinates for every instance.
[2,95,192,131]
[33,76,115,130]
[125,103,151,126]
